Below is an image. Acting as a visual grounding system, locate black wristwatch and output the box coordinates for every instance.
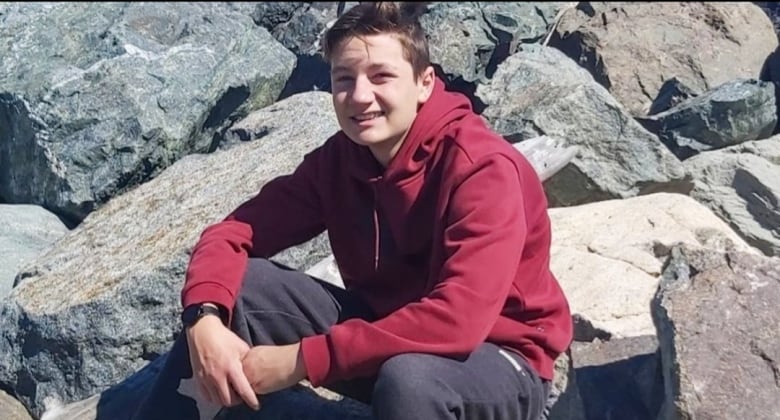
[181,303,226,328]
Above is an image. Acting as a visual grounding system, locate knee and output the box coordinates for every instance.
[372,353,443,405]
[234,258,291,309]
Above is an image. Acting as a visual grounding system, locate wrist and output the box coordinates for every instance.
[181,302,227,330]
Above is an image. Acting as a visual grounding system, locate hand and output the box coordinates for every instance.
[241,343,307,395]
[186,315,260,410]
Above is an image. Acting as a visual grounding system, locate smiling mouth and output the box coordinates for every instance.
[351,111,384,122]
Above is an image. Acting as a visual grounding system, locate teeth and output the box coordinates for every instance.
[354,112,382,121]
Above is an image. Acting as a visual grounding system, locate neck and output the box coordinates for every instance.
[369,128,410,168]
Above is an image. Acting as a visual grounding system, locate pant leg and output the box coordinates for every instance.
[131,258,375,420]
[371,343,551,420]
[230,259,375,345]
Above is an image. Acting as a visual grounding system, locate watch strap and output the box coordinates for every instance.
[182,303,226,327]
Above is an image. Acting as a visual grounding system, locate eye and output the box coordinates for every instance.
[372,72,395,82]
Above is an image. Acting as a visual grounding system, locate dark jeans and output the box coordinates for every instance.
[133,258,550,420]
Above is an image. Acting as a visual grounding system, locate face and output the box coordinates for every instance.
[330,33,434,165]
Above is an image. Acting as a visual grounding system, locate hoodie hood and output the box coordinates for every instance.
[343,76,473,183]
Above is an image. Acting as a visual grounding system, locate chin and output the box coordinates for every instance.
[346,131,388,147]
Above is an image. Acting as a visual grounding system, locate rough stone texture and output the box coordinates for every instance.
[647,78,698,116]
[651,245,780,420]
[545,350,587,420]
[477,43,689,207]
[0,91,339,418]
[685,136,780,256]
[548,2,778,116]
[420,2,565,109]
[0,205,68,298]
[251,2,349,97]
[0,2,296,226]
[637,79,777,160]
[0,389,32,420]
[548,192,758,340]
[571,336,663,420]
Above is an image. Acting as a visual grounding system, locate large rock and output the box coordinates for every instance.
[545,350,586,420]
[0,205,68,298]
[0,390,32,420]
[0,2,296,226]
[685,136,780,256]
[638,79,777,160]
[652,245,780,420]
[420,2,566,109]
[250,2,349,97]
[547,2,777,116]
[548,192,757,340]
[571,336,663,420]
[477,44,689,207]
[0,91,339,418]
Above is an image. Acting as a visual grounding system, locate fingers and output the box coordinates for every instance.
[226,388,245,408]
[197,377,219,406]
[212,375,236,408]
[229,365,260,410]
[195,368,248,410]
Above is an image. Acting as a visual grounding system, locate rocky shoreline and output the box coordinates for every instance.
[2,3,779,419]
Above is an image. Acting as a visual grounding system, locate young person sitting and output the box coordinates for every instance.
[133,3,573,420]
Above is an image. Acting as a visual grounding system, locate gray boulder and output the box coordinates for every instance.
[652,245,780,420]
[0,2,296,226]
[0,91,339,418]
[647,78,698,116]
[421,2,565,92]
[638,79,776,160]
[685,136,780,256]
[477,44,689,207]
[0,205,68,298]
[250,2,349,97]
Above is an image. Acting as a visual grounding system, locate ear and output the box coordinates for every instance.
[417,66,435,104]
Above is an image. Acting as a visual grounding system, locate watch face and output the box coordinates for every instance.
[181,304,222,327]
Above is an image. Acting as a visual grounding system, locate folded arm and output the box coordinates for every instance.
[301,155,528,386]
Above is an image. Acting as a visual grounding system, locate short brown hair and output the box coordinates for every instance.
[322,2,431,79]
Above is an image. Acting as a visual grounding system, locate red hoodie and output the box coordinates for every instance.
[182,77,573,386]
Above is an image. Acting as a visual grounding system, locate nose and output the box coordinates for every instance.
[350,76,374,104]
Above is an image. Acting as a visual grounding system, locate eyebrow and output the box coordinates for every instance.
[331,63,399,74]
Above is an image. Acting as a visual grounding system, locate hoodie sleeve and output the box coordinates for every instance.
[300,154,527,386]
[181,149,325,320]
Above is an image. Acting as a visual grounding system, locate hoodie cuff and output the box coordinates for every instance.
[181,284,235,325]
[301,334,332,387]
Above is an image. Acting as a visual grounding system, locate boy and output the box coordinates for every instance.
[134,3,572,420]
